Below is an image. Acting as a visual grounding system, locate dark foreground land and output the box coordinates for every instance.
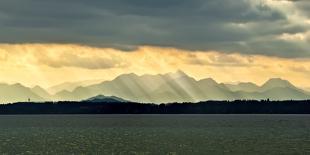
[1,100,310,114]
[0,114,309,154]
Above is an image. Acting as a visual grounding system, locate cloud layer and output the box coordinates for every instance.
[0,0,309,57]
[0,44,309,88]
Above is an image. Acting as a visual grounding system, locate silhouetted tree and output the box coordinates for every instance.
[0,100,309,114]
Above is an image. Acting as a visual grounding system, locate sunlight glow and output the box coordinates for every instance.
[0,44,309,89]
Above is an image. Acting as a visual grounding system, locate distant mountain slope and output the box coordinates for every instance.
[304,87,310,92]
[47,79,103,94]
[1,72,309,103]
[53,90,76,101]
[260,78,297,91]
[262,87,309,100]
[224,78,306,92]
[233,87,309,100]
[0,83,45,103]
[225,82,260,92]
[85,95,129,103]
[59,71,310,103]
[31,86,51,100]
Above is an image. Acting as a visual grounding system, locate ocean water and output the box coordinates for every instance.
[0,114,309,154]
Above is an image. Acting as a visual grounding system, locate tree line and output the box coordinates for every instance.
[0,100,309,114]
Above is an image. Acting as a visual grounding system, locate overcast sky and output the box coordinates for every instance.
[0,0,309,88]
[0,0,309,57]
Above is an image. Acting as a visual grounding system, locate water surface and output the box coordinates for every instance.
[0,114,309,154]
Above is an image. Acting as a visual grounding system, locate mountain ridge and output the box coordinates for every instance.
[0,83,45,103]
[0,72,309,103]
[52,71,310,103]
[85,95,129,103]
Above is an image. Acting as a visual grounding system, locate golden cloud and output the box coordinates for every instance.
[0,44,309,88]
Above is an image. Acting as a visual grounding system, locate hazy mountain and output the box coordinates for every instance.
[225,82,260,92]
[233,87,309,100]
[31,86,52,100]
[0,83,45,103]
[304,87,310,92]
[85,95,128,103]
[197,78,234,100]
[53,90,77,101]
[224,78,303,93]
[47,79,103,94]
[62,71,225,102]
[261,87,309,100]
[1,72,309,103]
[260,78,297,92]
[150,71,203,103]
[59,71,309,103]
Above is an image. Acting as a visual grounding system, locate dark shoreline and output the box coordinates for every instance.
[0,100,309,114]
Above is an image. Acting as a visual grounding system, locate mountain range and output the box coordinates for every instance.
[0,71,309,103]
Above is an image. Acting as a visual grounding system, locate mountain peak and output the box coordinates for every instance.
[198,78,218,85]
[31,85,51,99]
[166,70,188,78]
[12,83,24,88]
[238,82,257,85]
[262,78,295,90]
[175,69,186,74]
[224,82,259,92]
[32,85,48,93]
[85,95,128,103]
[32,85,45,90]
[115,73,139,79]
[264,78,292,85]
[267,78,287,81]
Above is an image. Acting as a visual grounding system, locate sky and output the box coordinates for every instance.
[0,0,309,88]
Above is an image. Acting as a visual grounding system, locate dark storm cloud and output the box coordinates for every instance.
[0,0,309,57]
